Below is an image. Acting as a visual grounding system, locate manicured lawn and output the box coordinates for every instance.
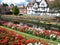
[0,26,59,45]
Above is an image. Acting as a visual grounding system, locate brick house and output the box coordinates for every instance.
[9,5,27,15]
[0,4,10,15]
[18,5,27,14]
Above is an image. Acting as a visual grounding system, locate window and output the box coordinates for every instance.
[41,3,45,6]
[42,7,45,10]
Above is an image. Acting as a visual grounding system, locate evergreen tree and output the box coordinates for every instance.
[12,6,19,15]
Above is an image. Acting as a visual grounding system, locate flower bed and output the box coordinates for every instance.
[0,21,60,43]
[0,27,53,45]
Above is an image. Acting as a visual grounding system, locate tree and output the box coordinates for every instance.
[10,4,14,7]
[12,6,19,15]
[3,3,8,6]
[50,0,60,10]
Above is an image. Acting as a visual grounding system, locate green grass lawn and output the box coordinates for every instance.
[0,26,59,45]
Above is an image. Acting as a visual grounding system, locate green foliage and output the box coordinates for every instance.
[50,0,60,10]
[3,3,8,6]
[12,6,19,15]
[10,4,14,6]
[57,37,60,42]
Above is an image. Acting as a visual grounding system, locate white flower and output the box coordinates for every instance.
[57,36,60,39]
[27,43,33,45]
[58,43,60,45]
[12,26,15,29]
[50,34,56,38]
[53,35,56,38]
[38,42,41,45]
[57,36,60,42]
[41,44,43,45]
[50,34,53,38]
[51,44,54,45]
[34,42,37,45]
[34,42,41,45]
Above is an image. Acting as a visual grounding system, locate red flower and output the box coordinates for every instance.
[21,39,26,43]
[3,40,7,45]
[26,39,30,44]
[37,39,41,43]
[21,43,25,45]
[43,41,48,45]
[0,39,7,45]
[9,30,16,37]
[11,41,16,45]
[30,39,35,43]
[57,32,60,36]
[3,22,8,26]
[18,41,21,45]
[19,26,25,32]
[2,28,7,32]
[11,24,17,28]
[15,34,22,40]
[0,40,2,44]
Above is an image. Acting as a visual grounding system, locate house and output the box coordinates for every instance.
[27,0,49,15]
[18,5,27,14]
[27,0,60,16]
[0,4,10,15]
[9,4,27,15]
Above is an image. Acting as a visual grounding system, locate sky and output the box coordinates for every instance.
[0,0,32,6]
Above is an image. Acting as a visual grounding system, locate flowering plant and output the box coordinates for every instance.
[0,21,60,43]
[0,27,51,45]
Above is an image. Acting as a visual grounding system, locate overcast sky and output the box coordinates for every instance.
[0,0,32,6]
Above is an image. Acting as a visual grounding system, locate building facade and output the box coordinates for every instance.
[27,0,60,16]
[27,0,49,15]
[18,6,27,14]
[9,5,27,15]
[0,4,10,15]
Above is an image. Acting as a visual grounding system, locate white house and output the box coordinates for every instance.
[27,0,60,16]
[27,0,49,15]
